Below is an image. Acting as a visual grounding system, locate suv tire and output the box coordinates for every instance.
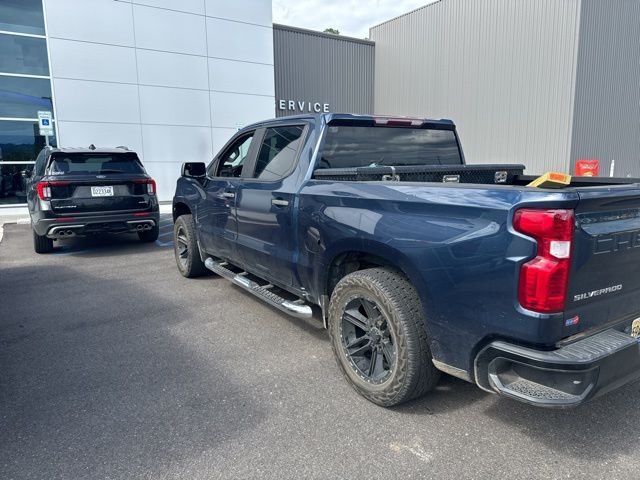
[33,230,54,254]
[173,214,207,277]
[328,267,440,407]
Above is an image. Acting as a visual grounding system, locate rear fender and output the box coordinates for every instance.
[319,239,433,335]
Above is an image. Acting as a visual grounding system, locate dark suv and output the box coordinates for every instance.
[27,146,160,253]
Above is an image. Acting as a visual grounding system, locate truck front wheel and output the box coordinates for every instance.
[173,214,207,278]
[328,267,440,407]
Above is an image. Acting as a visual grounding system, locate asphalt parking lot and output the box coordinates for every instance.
[1,216,639,479]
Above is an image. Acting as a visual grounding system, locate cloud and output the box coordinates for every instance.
[273,0,437,39]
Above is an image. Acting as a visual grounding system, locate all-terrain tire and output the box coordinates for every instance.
[138,224,159,243]
[328,267,440,407]
[173,214,207,278]
[33,229,54,254]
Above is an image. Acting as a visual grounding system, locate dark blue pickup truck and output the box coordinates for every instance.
[172,113,640,408]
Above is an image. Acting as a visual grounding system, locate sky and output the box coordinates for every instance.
[272,0,437,39]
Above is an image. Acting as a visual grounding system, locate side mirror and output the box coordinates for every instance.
[182,162,206,178]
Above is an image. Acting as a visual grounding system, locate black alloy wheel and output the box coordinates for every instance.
[328,267,440,406]
[175,224,189,270]
[341,297,396,383]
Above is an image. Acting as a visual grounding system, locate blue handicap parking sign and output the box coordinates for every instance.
[42,119,50,126]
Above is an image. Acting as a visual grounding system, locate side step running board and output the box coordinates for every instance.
[204,257,313,319]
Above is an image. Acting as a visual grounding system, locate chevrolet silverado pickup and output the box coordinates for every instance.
[172,113,640,408]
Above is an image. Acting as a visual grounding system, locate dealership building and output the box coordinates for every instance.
[1,0,639,210]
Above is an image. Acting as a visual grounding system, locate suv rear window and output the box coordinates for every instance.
[317,126,462,169]
[48,152,145,175]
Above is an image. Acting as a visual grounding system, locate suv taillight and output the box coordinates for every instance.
[36,181,50,200]
[36,180,69,200]
[513,208,574,313]
[133,178,156,195]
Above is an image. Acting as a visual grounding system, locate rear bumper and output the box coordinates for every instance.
[33,211,160,238]
[474,329,640,407]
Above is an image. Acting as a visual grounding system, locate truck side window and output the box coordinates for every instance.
[253,126,304,181]
[215,133,254,178]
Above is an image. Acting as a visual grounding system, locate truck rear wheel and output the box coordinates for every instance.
[33,229,53,254]
[328,267,440,407]
[173,214,207,278]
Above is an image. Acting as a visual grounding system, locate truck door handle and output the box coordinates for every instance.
[271,198,289,207]
[222,192,235,199]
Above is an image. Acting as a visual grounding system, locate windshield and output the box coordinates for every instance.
[317,125,463,169]
[48,152,145,175]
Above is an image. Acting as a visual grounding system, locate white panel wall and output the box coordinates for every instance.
[206,17,274,63]
[133,0,205,16]
[54,80,140,124]
[139,86,210,126]
[137,50,209,90]
[44,0,275,201]
[132,4,207,56]
[209,58,274,95]
[45,0,134,46]
[210,92,275,129]
[48,39,138,84]
[206,0,273,26]
[55,122,144,156]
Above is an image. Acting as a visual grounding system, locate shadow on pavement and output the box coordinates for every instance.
[483,380,640,460]
[0,264,263,479]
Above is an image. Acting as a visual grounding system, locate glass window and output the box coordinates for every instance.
[0,75,53,118]
[49,152,145,175]
[0,120,56,163]
[0,0,45,36]
[33,148,45,176]
[214,133,254,177]
[0,33,49,76]
[317,126,463,169]
[0,163,32,204]
[254,126,304,180]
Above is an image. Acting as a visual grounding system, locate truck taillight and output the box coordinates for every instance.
[513,208,574,313]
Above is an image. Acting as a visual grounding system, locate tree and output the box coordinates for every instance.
[323,28,340,35]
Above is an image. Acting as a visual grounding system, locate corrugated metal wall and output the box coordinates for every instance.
[370,0,582,174]
[570,0,640,177]
[273,24,374,117]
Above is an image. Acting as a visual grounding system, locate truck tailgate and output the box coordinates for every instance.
[565,184,640,338]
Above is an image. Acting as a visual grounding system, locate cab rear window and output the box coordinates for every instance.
[317,126,463,169]
[48,152,145,175]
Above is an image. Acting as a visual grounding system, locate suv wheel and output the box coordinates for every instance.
[173,214,207,277]
[138,224,159,243]
[328,267,440,407]
[33,230,54,254]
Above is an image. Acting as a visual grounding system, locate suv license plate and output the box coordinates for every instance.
[91,186,114,197]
